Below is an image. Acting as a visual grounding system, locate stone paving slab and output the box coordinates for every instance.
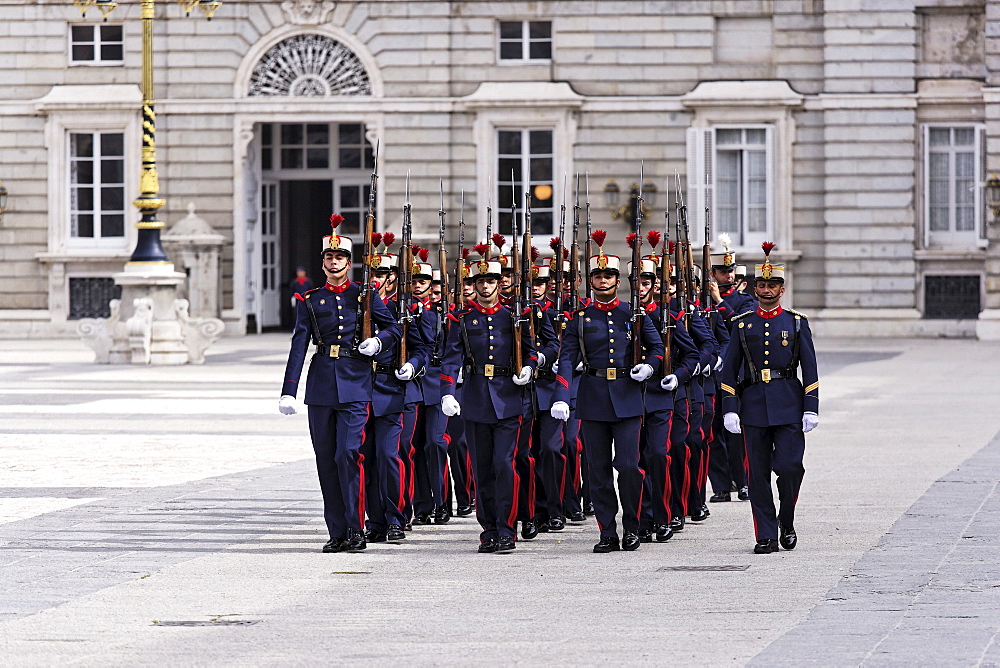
[1,335,1000,665]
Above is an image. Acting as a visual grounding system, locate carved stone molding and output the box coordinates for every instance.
[248,34,372,98]
[280,0,336,26]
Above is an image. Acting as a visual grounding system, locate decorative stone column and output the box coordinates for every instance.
[162,203,226,319]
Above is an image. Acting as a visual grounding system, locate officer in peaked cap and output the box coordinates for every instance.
[279,215,402,553]
[550,232,664,553]
[720,243,819,554]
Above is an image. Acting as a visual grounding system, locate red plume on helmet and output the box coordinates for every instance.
[646,230,661,250]
[492,233,506,250]
[411,244,421,255]
[549,237,561,251]
[371,232,383,249]
[473,243,490,259]
[461,247,470,259]
[625,232,640,250]
[531,246,540,262]
[329,214,345,229]
[418,248,430,262]
[563,248,569,259]
[381,232,395,248]
[590,230,607,247]
[668,241,676,255]
[761,241,776,255]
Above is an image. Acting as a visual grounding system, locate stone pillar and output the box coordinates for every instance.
[110,268,189,365]
[162,202,226,319]
[976,2,1000,338]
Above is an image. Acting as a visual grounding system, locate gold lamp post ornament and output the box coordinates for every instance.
[77,0,223,269]
[986,173,1000,223]
[604,177,656,221]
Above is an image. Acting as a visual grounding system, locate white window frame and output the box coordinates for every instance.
[68,23,124,66]
[687,124,775,250]
[67,130,128,248]
[473,107,576,246]
[497,20,553,64]
[495,128,556,237]
[45,107,140,257]
[922,123,986,250]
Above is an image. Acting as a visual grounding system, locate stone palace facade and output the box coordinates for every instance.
[2,0,999,338]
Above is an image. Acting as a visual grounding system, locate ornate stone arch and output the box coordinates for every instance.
[235,26,383,99]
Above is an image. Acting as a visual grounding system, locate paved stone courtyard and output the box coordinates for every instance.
[1,334,999,665]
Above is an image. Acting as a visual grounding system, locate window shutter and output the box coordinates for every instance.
[686,127,713,244]
[921,123,930,249]
[765,125,775,243]
[978,125,986,243]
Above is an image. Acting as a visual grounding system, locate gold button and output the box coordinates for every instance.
[489,346,494,350]
[765,351,769,355]
[764,323,769,327]
[610,339,615,343]
[489,355,494,359]
[765,341,769,345]
[489,336,494,340]
[609,349,615,353]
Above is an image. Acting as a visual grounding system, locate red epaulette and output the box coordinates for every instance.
[294,292,305,302]
[672,311,685,322]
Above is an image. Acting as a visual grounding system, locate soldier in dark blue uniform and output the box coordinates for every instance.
[362,251,433,543]
[279,217,402,553]
[550,233,664,553]
[721,244,819,554]
[444,267,477,517]
[630,255,699,543]
[440,253,539,553]
[707,239,754,502]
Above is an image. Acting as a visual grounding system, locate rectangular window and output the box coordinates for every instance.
[496,129,554,237]
[924,124,984,247]
[260,123,373,172]
[69,131,126,243]
[70,24,124,64]
[498,20,552,62]
[924,274,980,319]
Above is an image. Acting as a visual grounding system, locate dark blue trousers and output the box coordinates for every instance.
[307,402,369,539]
[708,406,747,494]
[412,403,450,515]
[445,415,475,510]
[640,408,673,528]
[532,412,567,522]
[580,417,644,539]
[466,416,522,541]
[742,423,805,541]
[514,409,537,522]
[362,411,408,531]
[685,400,707,515]
[669,398,691,519]
[562,413,583,516]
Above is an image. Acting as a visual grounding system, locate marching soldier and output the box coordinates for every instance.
[440,247,539,553]
[279,215,401,553]
[721,243,819,554]
[362,249,432,543]
[444,265,478,517]
[550,231,664,553]
[629,249,699,543]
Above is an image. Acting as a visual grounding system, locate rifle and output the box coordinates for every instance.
[510,178,524,372]
[569,173,581,312]
[438,179,450,317]
[453,190,466,309]
[673,171,689,326]
[553,178,567,336]
[630,163,645,367]
[584,173,594,303]
[485,177,493,259]
[701,204,713,328]
[397,171,414,366]
[355,138,379,349]
[660,210,673,376]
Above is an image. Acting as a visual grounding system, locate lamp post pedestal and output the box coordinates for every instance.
[109,268,189,365]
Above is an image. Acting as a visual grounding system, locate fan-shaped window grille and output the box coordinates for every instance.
[248,34,372,97]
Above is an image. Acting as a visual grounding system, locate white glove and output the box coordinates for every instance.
[702,363,712,377]
[513,366,533,386]
[358,337,381,356]
[802,412,819,433]
[551,361,559,375]
[537,352,546,367]
[456,368,464,384]
[441,394,461,417]
[551,401,571,421]
[713,356,723,372]
[630,363,653,382]
[723,412,741,434]
[575,361,584,372]
[693,363,701,376]
[660,374,678,391]
[394,362,415,381]
[278,395,299,415]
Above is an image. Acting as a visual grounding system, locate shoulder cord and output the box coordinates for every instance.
[305,296,324,347]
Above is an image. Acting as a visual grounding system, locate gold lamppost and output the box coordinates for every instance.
[74,0,222,269]
[986,173,1000,223]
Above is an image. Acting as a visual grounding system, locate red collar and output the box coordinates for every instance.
[470,299,503,315]
[757,305,783,319]
[643,301,657,313]
[538,300,552,311]
[721,287,735,297]
[325,280,351,294]
[295,277,309,286]
[594,298,620,312]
